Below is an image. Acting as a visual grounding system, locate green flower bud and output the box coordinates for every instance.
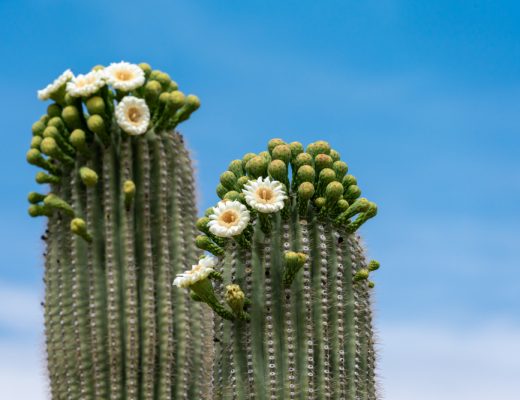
[39,114,50,123]
[28,204,52,217]
[195,235,224,256]
[309,140,331,156]
[79,167,98,187]
[155,72,172,88]
[40,137,74,166]
[42,126,60,140]
[268,159,287,182]
[224,190,241,201]
[47,117,66,133]
[26,149,58,174]
[314,154,333,172]
[91,65,104,71]
[342,174,357,189]
[216,183,228,199]
[47,103,62,118]
[44,194,74,216]
[330,149,340,162]
[298,182,315,200]
[87,115,109,145]
[159,92,170,104]
[245,155,268,179]
[314,197,326,208]
[289,141,304,160]
[325,181,344,205]
[297,165,315,184]
[32,121,46,137]
[336,198,371,224]
[236,176,250,190]
[61,105,83,130]
[293,152,313,169]
[354,269,370,281]
[333,161,348,180]
[149,70,161,80]
[86,96,105,115]
[28,192,46,204]
[168,81,179,91]
[220,171,237,190]
[242,153,256,169]
[224,284,246,316]
[228,159,244,178]
[318,168,336,187]
[69,129,88,154]
[71,218,92,243]
[283,251,308,286]
[344,185,361,201]
[31,136,42,149]
[368,281,375,288]
[144,80,162,104]
[336,199,349,212]
[267,138,286,154]
[368,260,380,271]
[124,180,136,209]
[196,217,211,233]
[204,207,214,217]
[271,144,291,164]
[170,91,186,107]
[35,171,60,184]
[173,94,200,124]
[258,151,271,161]
[138,62,152,77]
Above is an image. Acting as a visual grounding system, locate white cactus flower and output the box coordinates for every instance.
[208,200,250,238]
[37,69,74,100]
[115,96,150,135]
[104,61,145,91]
[173,255,217,288]
[66,70,106,97]
[242,176,287,213]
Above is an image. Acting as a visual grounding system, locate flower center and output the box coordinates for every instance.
[127,107,141,123]
[116,70,132,81]
[220,210,239,226]
[256,187,274,202]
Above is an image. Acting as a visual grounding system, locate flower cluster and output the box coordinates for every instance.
[37,61,151,136]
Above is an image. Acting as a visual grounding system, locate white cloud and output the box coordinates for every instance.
[379,321,520,400]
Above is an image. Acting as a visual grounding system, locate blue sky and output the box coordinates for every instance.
[0,1,519,398]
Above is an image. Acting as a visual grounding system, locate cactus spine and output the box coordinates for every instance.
[178,139,379,399]
[29,62,213,399]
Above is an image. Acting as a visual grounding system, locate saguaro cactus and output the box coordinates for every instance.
[28,62,212,400]
[176,139,379,399]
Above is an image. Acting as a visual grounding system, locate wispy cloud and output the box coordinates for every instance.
[379,321,520,400]
[0,282,43,335]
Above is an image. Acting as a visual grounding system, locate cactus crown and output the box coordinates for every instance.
[27,61,200,231]
[183,138,378,321]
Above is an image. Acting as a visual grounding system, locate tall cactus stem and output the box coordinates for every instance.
[333,228,347,399]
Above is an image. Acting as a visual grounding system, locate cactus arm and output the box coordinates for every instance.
[70,157,95,399]
[120,137,139,400]
[86,150,110,399]
[135,138,156,400]
[102,145,124,400]
[250,222,267,400]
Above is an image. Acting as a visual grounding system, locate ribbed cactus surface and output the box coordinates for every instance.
[177,139,379,399]
[28,62,213,400]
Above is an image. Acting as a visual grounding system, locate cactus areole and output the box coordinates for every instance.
[28,62,213,400]
[180,138,380,399]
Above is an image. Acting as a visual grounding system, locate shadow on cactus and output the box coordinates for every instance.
[27,62,213,399]
[175,138,380,399]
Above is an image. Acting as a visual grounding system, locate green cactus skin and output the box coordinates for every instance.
[29,62,213,400]
[186,139,379,399]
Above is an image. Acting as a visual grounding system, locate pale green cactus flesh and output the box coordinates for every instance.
[187,139,379,399]
[28,62,213,400]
